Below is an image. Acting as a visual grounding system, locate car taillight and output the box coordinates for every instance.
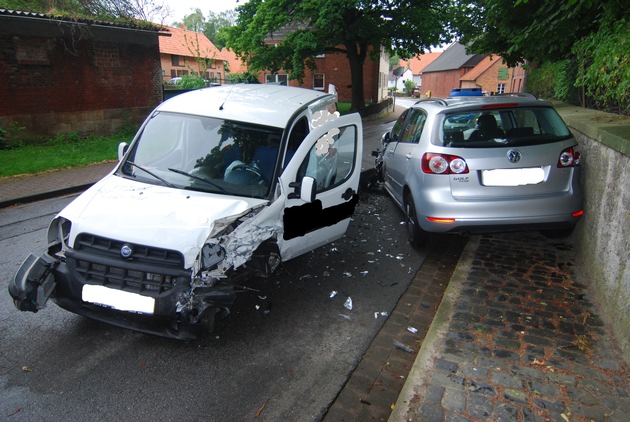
[557,147,581,168]
[422,153,469,174]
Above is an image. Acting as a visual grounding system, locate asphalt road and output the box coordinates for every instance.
[0,177,429,421]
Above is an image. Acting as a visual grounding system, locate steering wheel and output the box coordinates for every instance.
[224,161,266,185]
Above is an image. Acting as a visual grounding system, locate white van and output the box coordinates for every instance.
[10,84,363,339]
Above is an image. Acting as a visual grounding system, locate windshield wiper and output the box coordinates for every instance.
[126,161,176,188]
[168,168,229,194]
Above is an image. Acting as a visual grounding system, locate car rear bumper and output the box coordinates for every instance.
[413,193,583,234]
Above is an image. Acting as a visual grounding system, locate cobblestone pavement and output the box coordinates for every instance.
[391,232,630,422]
[324,234,468,422]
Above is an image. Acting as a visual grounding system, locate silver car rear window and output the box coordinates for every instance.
[440,107,572,148]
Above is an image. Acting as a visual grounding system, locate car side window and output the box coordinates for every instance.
[297,124,357,192]
[284,116,310,169]
[390,109,410,142]
[401,110,427,144]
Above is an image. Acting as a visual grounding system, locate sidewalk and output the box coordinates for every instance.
[1,106,628,421]
[389,233,630,421]
[0,161,116,208]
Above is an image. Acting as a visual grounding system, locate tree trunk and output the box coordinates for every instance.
[345,41,367,113]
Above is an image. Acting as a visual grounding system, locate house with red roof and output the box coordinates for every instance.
[159,26,228,84]
[420,42,525,98]
[459,55,526,96]
[393,52,442,95]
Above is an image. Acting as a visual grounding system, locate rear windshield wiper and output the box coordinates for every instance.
[125,161,176,188]
[168,168,229,194]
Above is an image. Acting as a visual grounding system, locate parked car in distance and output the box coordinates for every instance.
[449,87,483,97]
[167,76,182,85]
[9,84,363,339]
[373,93,583,248]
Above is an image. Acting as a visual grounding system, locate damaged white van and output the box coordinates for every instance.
[9,84,363,340]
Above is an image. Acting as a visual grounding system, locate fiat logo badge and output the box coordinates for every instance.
[120,244,133,258]
[507,149,522,163]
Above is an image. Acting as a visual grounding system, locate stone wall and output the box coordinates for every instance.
[556,104,630,365]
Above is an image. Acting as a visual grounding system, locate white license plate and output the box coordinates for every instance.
[482,168,544,186]
[82,284,155,314]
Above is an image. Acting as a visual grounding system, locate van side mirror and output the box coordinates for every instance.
[118,142,128,161]
[288,176,317,202]
[381,132,391,146]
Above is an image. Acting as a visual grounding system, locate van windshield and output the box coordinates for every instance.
[119,112,283,199]
[440,107,572,148]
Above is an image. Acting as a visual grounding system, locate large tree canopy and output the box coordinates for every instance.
[452,0,628,65]
[225,0,453,112]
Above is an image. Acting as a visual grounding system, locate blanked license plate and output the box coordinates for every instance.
[482,167,544,186]
[82,284,155,314]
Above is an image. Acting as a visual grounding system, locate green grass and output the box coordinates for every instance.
[337,102,352,115]
[0,132,133,178]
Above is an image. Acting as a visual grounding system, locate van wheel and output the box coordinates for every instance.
[404,194,427,249]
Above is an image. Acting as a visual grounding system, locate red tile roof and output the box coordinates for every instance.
[460,55,503,81]
[221,48,249,74]
[401,52,442,74]
[159,26,226,60]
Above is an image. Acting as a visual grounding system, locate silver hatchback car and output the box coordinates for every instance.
[375,94,584,247]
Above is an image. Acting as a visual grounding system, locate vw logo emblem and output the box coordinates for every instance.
[507,149,522,163]
[120,244,133,258]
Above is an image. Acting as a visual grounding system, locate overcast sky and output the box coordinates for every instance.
[162,0,246,23]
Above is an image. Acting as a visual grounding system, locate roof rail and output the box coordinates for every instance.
[495,92,538,100]
[413,98,448,107]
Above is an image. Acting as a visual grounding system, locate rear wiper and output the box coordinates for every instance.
[126,161,176,188]
[168,168,229,194]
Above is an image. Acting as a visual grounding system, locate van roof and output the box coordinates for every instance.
[157,84,334,128]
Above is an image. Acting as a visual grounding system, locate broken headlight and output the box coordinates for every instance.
[47,217,72,258]
[200,243,225,270]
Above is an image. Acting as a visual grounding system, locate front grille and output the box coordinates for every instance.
[75,233,184,268]
[68,233,189,295]
[74,260,176,295]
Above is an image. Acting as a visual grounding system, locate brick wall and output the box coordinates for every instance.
[0,20,162,138]
[421,70,463,98]
[257,48,386,105]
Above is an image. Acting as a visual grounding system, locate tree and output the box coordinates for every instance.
[452,0,628,65]
[225,0,452,112]
[176,8,205,32]
[0,0,172,23]
[451,0,629,113]
[205,10,237,50]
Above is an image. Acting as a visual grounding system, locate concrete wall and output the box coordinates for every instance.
[556,104,630,365]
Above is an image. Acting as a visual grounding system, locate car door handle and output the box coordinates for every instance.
[389,148,395,154]
[406,153,412,160]
[342,187,355,200]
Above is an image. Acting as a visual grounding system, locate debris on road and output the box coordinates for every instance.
[393,340,414,353]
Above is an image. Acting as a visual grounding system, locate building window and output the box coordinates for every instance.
[14,36,51,65]
[498,67,509,80]
[313,73,325,90]
[266,73,288,85]
[171,55,181,66]
[497,83,506,94]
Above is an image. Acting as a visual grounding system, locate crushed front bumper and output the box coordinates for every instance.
[9,251,236,341]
